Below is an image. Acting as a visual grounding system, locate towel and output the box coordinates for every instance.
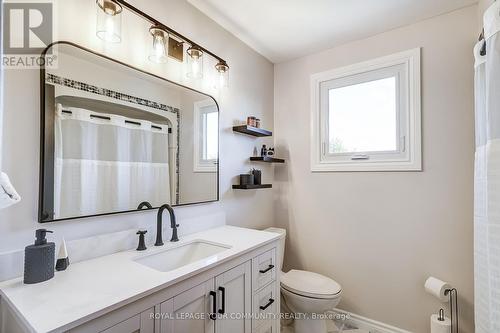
[0,172,21,209]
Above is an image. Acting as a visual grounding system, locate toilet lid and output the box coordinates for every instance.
[281,270,342,299]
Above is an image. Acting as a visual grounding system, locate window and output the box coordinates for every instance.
[311,48,421,171]
[194,100,218,172]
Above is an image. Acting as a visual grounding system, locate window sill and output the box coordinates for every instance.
[193,165,217,173]
[311,159,422,172]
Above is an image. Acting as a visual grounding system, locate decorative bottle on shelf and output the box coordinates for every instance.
[261,145,267,157]
[247,116,256,127]
[252,169,262,185]
[24,229,55,284]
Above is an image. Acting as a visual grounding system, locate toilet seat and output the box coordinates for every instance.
[280,270,342,299]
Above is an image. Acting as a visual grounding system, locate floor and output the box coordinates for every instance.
[281,320,370,333]
[281,328,368,333]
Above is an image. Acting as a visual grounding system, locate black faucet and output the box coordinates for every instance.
[156,204,179,246]
[137,201,152,210]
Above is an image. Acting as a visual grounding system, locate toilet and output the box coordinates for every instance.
[265,228,342,333]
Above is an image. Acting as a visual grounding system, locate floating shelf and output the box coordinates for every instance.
[233,125,272,137]
[250,156,285,163]
[232,184,273,190]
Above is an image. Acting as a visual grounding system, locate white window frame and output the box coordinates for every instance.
[310,48,421,172]
[193,99,218,173]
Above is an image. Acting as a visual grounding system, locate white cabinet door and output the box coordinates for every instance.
[99,307,156,333]
[254,320,277,333]
[160,279,215,333]
[215,261,252,333]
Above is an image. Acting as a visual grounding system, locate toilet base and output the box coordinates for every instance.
[294,316,327,333]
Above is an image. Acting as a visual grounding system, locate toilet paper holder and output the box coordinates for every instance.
[424,277,459,333]
[438,308,445,321]
[444,288,458,333]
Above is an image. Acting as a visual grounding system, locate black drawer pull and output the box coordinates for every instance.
[259,298,275,310]
[209,291,217,320]
[218,286,226,314]
[259,264,274,274]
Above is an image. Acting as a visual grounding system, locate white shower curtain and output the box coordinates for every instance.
[474,2,500,332]
[54,106,171,219]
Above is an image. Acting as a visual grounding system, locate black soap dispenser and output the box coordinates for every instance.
[24,229,55,284]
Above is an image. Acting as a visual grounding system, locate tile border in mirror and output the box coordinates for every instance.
[46,73,180,117]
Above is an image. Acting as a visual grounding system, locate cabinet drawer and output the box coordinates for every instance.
[252,248,276,291]
[99,314,140,333]
[70,307,155,333]
[98,307,155,333]
[252,282,277,330]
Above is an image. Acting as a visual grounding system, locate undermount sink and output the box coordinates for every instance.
[134,241,231,272]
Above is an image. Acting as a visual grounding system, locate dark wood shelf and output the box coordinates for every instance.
[233,125,272,137]
[232,184,273,190]
[250,156,285,163]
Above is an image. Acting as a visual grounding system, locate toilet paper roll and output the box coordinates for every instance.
[431,314,451,333]
[425,277,451,302]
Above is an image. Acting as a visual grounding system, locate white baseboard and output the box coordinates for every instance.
[330,308,413,333]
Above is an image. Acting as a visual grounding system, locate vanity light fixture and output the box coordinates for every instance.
[215,60,229,89]
[95,1,230,81]
[186,45,204,79]
[148,25,169,64]
[96,0,123,43]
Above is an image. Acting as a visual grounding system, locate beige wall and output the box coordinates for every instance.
[0,0,274,277]
[274,6,477,333]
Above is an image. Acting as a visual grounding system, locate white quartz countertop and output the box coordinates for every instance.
[0,226,280,333]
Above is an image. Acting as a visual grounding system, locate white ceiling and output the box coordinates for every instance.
[187,0,477,63]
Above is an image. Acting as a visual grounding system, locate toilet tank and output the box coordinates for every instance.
[264,227,286,271]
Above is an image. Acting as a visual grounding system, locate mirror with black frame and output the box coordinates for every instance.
[39,42,219,223]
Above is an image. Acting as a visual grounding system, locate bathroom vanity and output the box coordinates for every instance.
[0,227,281,333]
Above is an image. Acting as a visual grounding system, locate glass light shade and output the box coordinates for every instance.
[96,0,122,43]
[215,60,229,89]
[148,26,168,64]
[187,45,204,79]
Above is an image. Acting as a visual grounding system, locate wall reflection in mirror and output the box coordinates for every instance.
[39,43,219,222]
